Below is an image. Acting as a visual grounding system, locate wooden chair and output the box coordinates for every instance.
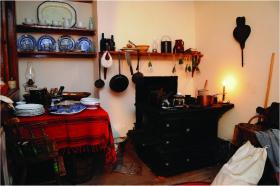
[4,119,61,185]
[231,115,278,185]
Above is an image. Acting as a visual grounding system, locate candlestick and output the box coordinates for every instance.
[222,86,225,102]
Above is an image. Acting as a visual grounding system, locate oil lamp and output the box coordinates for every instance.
[24,62,37,92]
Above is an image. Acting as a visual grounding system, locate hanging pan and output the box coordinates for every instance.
[132,50,143,84]
[109,53,129,92]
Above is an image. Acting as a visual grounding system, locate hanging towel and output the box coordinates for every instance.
[256,129,280,173]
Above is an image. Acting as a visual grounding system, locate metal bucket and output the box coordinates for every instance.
[161,35,172,53]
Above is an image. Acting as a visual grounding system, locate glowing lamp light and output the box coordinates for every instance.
[221,75,237,102]
[222,75,237,92]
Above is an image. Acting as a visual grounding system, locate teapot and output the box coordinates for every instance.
[173,39,184,53]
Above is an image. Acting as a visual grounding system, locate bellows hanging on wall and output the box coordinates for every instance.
[233,16,251,67]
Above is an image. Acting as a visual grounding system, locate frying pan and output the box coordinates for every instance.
[109,53,129,92]
[94,56,105,88]
[132,50,144,84]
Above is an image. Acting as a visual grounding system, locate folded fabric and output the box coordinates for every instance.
[211,141,267,185]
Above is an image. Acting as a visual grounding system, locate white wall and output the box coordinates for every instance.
[194,1,279,140]
[16,1,96,96]
[97,1,196,138]
[16,1,279,141]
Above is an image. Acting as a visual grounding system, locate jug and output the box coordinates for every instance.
[173,39,184,53]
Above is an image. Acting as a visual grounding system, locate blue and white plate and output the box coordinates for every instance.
[75,37,94,52]
[58,35,75,52]
[37,35,56,51]
[48,103,86,115]
[17,34,36,51]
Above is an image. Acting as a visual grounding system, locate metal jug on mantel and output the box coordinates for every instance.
[173,39,184,53]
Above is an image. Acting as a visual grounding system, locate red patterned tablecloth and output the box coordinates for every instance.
[16,107,116,165]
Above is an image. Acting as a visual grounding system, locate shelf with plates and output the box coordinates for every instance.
[16,25,95,36]
[18,51,97,58]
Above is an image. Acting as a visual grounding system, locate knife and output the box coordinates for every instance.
[125,51,134,75]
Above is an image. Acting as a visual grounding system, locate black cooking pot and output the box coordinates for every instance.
[109,53,129,92]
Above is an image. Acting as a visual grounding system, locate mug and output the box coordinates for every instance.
[24,18,33,24]
[77,21,83,28]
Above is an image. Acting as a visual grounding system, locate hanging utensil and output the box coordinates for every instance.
[148,53,153,71]
[172,54,176,73]
[109,53,129,92]
[128,40,137,48]
[101,51,113,80]
[264,53,275,108]
[94,56,105,88]
[233,16,251,67]
[132,50,144,84]
[125,51,134,75]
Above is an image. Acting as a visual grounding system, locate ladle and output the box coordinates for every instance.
[94,56,105,88]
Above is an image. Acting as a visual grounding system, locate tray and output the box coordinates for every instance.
[49,103,86,115]
[37,1,77,28]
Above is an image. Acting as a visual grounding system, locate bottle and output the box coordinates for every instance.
[88,17,94,30]
[100,33,105,52]
[110,35,115,51]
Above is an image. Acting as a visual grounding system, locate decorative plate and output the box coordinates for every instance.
[37,1,76,28]
[17,34,36,51]
[37,35,56,51]
[58,35,75,52]
[49,103,86,115]
[75,37,94,52]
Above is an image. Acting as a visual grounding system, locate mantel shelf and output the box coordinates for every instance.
[99,51,203,58]
[16,25,95,36]
[18,51,97,58]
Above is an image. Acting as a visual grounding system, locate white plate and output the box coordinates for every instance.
[80,98,100,103]
[16,108,45,114]
[80,97,99,102]
[15,104,43,110]
[37,1,76,28]
[15,110,45,117]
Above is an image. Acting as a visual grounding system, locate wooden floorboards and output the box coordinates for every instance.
[83,139,221,185]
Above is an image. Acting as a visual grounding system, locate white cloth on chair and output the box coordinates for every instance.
[211,141,267,185]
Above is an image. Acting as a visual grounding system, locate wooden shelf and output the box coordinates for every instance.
[100,51,203,58]
[69,0,93,3]
[18,51,97,58]
[16,25,95,36]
